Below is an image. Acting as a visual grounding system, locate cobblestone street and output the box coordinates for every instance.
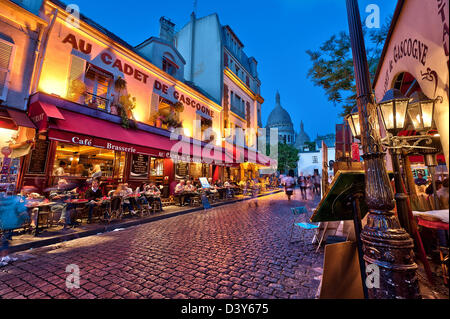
[0,192,324,299]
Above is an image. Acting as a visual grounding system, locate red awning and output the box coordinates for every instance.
[5,109,36,128]
[48,108,189,158]
[30,101,64,120]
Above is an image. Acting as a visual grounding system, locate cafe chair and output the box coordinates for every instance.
[151,200,162,214]
[289,206,319,244]
[108,196,123,221]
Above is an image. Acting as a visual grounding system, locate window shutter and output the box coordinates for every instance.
[0,41,14,100]
[67,55,85,94]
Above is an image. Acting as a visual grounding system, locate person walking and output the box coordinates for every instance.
[284,170,296,201]
[298,172,307,200]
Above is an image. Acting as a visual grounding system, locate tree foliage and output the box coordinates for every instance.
[277,143,299,173]
[306,18,390,117]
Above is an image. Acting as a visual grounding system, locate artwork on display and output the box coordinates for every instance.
[199,177,210,188]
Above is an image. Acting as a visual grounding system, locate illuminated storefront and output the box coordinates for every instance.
[373,0,449,170]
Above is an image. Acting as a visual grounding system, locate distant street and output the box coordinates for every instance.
[0,191,323,299]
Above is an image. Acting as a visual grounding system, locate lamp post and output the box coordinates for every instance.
[377,89,412,234]
[345,0,420,298]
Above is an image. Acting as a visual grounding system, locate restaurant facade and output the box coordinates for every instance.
[373,0,449,172]
[0,0,46,194]
[4,0,273,195]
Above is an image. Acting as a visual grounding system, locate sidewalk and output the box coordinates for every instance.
[4,189,282,254]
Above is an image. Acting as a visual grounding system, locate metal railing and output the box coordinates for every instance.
[84,92,110,110]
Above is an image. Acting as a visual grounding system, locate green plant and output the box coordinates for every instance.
[67,79,86,101]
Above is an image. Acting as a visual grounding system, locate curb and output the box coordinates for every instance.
[7,189,282,254]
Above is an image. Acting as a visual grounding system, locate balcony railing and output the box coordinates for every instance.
[84,92,111,110]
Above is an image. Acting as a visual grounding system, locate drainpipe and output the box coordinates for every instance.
[189,12,196,81]
[25,22,45,109]
[30,8,58,96]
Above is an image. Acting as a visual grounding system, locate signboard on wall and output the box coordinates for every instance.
[175,162,189,179]
[130,153,149,179]
[27,139,49,175]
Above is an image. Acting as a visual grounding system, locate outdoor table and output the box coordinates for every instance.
[25,201,57,236]
[65,199,89,225]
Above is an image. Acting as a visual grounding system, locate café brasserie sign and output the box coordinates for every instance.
[62,33,214,118]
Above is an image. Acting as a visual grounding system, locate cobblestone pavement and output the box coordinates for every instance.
[0,191,324,299]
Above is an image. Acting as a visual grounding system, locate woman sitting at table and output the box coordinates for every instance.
[145,182,164,211]
[174,180,186,206]
[122,183,139,215]
[20,187,42,229]
[214,179,226,199]
[49,179,77,229]
[183,180,197,205]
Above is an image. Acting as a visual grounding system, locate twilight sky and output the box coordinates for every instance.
[68,0,397,138]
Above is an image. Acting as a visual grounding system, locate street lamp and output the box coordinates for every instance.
[378,89,409,135]
[346,0,420,299]
[345,107,361,140]
[407,91,436,132]
[376,89,413,235]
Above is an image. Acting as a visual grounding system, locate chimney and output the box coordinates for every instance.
[159,17,175,43]
[249,57,258,77]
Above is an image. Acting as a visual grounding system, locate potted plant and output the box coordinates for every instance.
[67,79,86,102]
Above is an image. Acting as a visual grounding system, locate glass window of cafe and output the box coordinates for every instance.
[52,141,125,181]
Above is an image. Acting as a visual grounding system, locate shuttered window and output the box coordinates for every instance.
[66,55,86,101]
[0,40,14,100]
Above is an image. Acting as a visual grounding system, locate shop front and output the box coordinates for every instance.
[373,0,449,168]
[20,93,197,193]
[0,107,36,194]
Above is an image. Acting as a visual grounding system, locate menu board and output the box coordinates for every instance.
[27,139,49,175]
[175,162,189,179]
[130,153,149,179]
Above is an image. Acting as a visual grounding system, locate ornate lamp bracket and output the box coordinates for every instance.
[381,134,435,155]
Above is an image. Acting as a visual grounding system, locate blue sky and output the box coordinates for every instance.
[69,0,397,138]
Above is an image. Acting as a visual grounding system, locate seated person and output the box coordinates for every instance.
[223,180,235,197]
[85,179,105,223]
[49,179,77,228]
[20,186,43,228]
[183,180,197,205]
[122,183,139,215]
[174,180,186,206]
[145,182,164,211]
[215,179,226,199]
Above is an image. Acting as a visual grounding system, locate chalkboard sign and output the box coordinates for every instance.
[130,153,149,179]
[175,162,189,179]
[27,139,49,175]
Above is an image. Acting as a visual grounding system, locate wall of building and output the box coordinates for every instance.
[297,147,335,176]
[0,0,43,110]
[175,13,223,104]
[36,7,222,144]
[373,0,449,168]
[136,38,185,81]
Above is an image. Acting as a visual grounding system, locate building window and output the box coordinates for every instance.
[52,141,126,183]
[162,57,177,76]
[149,158,164,176]
[224,53,228,67]
[0,39,14,100]
[312,156,318,164]
[84,64,112,110]
[246,75,250,87]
